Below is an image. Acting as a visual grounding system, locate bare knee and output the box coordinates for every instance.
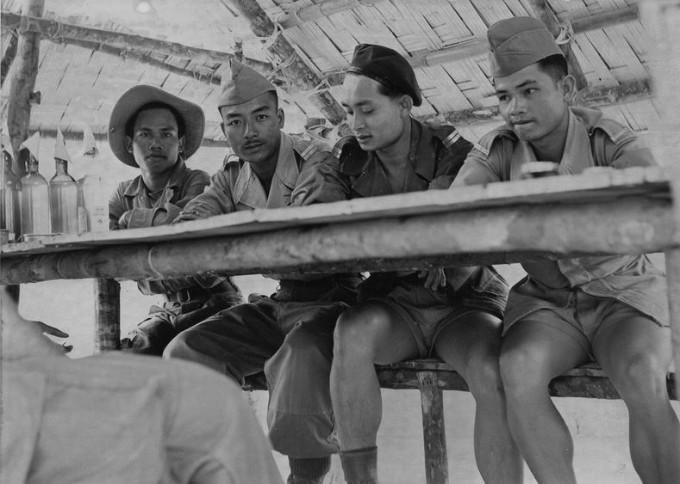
[499,346,551,397]
[334,303,390,360]
[464,351,504,400]
[608,352,669,402]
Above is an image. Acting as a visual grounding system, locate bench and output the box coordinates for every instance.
[375,359,677,484]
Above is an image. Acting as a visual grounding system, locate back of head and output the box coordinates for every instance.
[348,43,422,106]
[487,16,565,79]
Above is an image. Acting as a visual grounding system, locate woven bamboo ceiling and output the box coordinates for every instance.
[0,0,657,148]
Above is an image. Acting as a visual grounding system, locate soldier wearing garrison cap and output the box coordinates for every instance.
[454,16,679,483]
[165,60,362,484]
[293,43,522,484]
[107,85,243,356]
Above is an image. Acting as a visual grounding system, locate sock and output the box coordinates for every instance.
[340,446,378,484]
[288,456,331,482]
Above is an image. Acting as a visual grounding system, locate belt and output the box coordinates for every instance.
[165,280,235,304]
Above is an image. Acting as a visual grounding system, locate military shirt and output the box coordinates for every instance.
[453,106,668,326]
[109,159,228,295]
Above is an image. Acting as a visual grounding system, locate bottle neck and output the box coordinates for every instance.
[55,158,69,174]
[26,157,40,174]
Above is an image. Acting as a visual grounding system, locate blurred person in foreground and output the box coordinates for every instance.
[0,284,282,484]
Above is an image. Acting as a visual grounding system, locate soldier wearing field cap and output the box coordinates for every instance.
[164,60,362,484]
[108,85,243,355]
[454,16,680,483]
[295,43,522,484]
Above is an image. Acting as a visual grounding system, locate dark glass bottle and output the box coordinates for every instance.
[49,156,79,234]
[20,152,51,235]
[1,147,21,242]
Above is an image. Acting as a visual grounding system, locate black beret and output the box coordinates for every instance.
[348,44,422,106]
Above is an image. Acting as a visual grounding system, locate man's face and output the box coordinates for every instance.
[340,74,408,152]
[126,107,183,177]
[494,63,569,144]
[220,92,284,167]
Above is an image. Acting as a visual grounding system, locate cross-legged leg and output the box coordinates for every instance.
[330,302,419,483]
[591,312,680,484]
[433,311,523,484]
[500,318,589,484]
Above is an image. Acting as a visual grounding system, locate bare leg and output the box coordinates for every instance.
[434,312,522,484]
[500,319,589,484]
[330,302,419,451]
[592,316,680,484]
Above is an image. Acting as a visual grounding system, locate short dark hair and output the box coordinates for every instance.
[537,54,568,83]
[125,102,185,138]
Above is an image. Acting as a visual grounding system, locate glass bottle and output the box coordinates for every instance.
[1,147,21,242]
[20,151,51,235]
[76,126,108,233]
[49,156,79,234]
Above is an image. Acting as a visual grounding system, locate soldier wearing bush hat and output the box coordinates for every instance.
[453,16,678,484]
[166,59,363,484]
[107,84,243,355]
[300,42,521,484]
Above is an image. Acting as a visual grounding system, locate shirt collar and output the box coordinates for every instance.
[233,132,299,208]
[122,158,188,197]
[510,110,594,178]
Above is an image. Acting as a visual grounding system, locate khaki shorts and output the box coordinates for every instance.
[506,289,667,358]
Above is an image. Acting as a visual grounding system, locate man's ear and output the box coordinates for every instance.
[277,107,285,129]
[561,75,577,104]
[124,136,133,153]
[399,95,413,116]
[220,121,227,138]
[178,135,185,154]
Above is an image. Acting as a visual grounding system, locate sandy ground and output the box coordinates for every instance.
[17,267,679,483]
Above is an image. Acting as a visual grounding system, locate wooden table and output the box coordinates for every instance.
[2,166,679,484]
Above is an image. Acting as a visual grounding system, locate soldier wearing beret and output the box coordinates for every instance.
[108,85,243,355]
[297,44,522,484]
[453,16,680,483]
[164,61,362,484]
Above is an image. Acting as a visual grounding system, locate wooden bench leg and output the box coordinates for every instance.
[665,248,680,397]
[418,370,448,484]
[94,278,120,353]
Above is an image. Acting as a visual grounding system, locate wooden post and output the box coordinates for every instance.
[528,0,588,91]
[639,0,680,394]
[231,0,346,125]
[6,0,44,175]
[418,371,448,484]
[94,278,120,352]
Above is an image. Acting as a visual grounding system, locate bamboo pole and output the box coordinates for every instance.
[231,0,346,125]
[0,195,672,285]
[94,278,120,352]
[6,0,44,176]
[0,11,272,76]
[528,0,588,90]
[639,0,680,394]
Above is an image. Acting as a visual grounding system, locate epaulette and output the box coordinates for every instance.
[293,137,328,162]
[221,153,241,170]
[473,126,516,157]
[426,122,466,152]
[590,118,637,146]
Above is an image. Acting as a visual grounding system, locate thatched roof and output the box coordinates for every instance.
[1,0,656,149]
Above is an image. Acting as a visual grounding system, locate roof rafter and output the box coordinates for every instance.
[0,11,273,75]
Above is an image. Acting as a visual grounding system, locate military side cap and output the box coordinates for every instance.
[217,60,276,110]
[488,16,564,78]
[348,43,422,106]
[108,85,205,167]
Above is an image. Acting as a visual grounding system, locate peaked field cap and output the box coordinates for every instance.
[488,16,564,78]
[108,85,205,167]
[347,43,422,106]
[217,60,276,109]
